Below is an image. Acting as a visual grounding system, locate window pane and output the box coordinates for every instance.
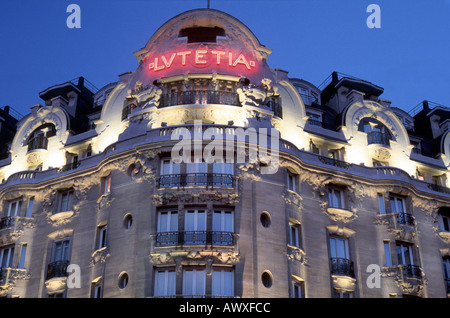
[390,197,397,213]
[18,245,27,269]
[170,212,178,231]
[197,211,206,230]
[378,194,385,214]
[384,242,392,266]
[26,198,34,218]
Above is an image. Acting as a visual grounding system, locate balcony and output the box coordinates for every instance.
[159,90,240,108]
[58,161,81,173]
[27,135,48,152]
[319,156,352,169]
[46,260,69,280]
[155,231,235,247]
[367,131,390,147]
[396,212,415,226]
[0,216,14,230]
[158,173,234,189]
[330,257,355,278]
[427,183,450,195]
[401,264,423,280]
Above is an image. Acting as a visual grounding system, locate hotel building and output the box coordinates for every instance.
[0,9,449,298]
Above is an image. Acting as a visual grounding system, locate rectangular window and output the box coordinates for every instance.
[213,210,234,232]
[441,215,450,232]
[101,175,111,194]
[292,281,304,298]
[328,187,344,209]
[213,210,234,245]
[58,190,73,212]
[212,269,234,297]
[26,197,34,218]
[157,211,178,232]
[155,269,176,297]
[330,236,349,259]
[287,171,297,192]
[97,225,107,250]
[384,241,392,266]
[378,194,386,214]
[7,199,22,217]
[91,282,103,298]
[289,222,301,248]
[161,158,181,175]
[18,244,27,269]
[390,195,405,213]
[185,210,206,232]
[0,246,14,268]
[183,268,206,297]
[333,290,353,298]
[396,242,413,266]
[53,240,70,262]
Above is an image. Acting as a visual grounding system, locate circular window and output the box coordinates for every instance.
[260,212,271,228]
[118,272,129,289]
[261,271,273,288]
[123,214,133,229]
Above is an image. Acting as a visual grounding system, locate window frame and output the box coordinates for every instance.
[328,186,345,209]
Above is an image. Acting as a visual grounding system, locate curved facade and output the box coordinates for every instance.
[0,9,450,298]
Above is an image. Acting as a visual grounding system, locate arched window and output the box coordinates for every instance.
[27,123,56,151]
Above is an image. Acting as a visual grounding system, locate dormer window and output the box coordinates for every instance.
[27,123,56,152]
[178,26,225,43]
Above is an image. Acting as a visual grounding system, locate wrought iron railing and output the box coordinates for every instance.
[367,131,390,147]
[330,257,355,278]
[27,136,48,152]
[266,98,283,118]
[158,173,233,188]
[0,216,14,230]
[307,118,323,127]
[396,212,415,226]
[427,183,450,195]
[402,264,422,279]
[58,161,81,173]
[319,156,352,169]
[159,90,240,108]
[155,231,235,247]
[46,260,70,280]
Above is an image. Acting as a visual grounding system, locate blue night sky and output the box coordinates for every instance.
[0,0,449,117]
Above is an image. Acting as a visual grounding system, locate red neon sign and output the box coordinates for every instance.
[146,49,257,73]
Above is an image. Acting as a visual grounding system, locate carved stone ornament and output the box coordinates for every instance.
[381,266,426,296]
[286,246,308,265]
[90,247,110,266]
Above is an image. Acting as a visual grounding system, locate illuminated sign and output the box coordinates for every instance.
[147,49,257,72]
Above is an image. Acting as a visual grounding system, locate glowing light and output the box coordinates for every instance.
[147,48,257,72]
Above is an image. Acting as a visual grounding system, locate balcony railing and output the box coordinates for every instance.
[319,156,352,169]
[367,131,390,147]
[427,183,450,195]
[0,216,14,230]
[27,136,48,152]
[402,264,422,279]
[267,98,283,118]
[330,257,355,278]
[46,260,70,280]
[396,212,415,226]
[159,90,240,108]
[58,161,81,173]
[155,231,235,247]
[307,118,323,127]
[158,173,234,189]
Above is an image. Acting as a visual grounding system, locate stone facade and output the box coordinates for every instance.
[0,9,449,298]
